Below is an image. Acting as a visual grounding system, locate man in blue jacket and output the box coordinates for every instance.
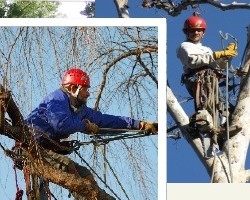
[23,68,157,199]
[25,68,157,153]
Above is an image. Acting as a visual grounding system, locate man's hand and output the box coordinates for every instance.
[139,121,158,135]
[84,119,99,134]
[213,42,238,59]
[226,42,237,51]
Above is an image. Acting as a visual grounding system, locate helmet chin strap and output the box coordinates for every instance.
[71,85,82,98]
[67,85,85,111]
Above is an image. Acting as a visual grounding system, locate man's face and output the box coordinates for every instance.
[77,86,90,105]
[186,28,205,43]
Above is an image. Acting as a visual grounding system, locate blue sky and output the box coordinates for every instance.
[96,0,250,183]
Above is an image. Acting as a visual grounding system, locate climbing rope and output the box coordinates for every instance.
[219,30,237,183]
[210,145,223,183]
[102,152,130,200]
[30,126,151,151]
[13,164,24,200]
[0,142,24,199]
[225,57,233,183]
[28,127,145,200]
[71,130,150,200]
[74,150,123,200]
[72,130,151,149]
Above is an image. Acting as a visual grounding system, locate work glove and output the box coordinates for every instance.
[213,42,238,60]
[84,119,99,134]
[139,121,158,135]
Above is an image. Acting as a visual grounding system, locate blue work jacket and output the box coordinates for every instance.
[25,89,140,146]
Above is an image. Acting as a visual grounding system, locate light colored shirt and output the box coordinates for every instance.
[177,41,227,74]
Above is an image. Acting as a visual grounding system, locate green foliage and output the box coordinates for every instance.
[0,1,60,18]
[0,2,7,17]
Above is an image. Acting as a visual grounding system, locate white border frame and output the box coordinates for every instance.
[0,18,167,200]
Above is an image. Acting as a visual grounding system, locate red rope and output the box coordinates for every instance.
[13,164,23,200]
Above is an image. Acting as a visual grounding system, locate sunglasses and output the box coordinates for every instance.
[187,29,204,33]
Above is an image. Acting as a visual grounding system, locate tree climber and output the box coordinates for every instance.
[176,14,237,157]
[23,67,157,199]
[25,68,157,150]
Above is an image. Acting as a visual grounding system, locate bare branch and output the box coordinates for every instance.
[167,124,178,133]
[167,131,181,140]
[137,54,158,87]
[94,46,158,110]
[142,0,250,17]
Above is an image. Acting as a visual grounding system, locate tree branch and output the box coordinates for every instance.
[142,0,250,17]
[0,85,115,200]
[23,152,115,200]
[94,47,158,110]
[114,0,129,18]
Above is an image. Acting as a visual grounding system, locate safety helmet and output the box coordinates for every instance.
[62,68,90,87]
[183,16,207,30]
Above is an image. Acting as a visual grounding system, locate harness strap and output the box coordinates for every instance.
[200,73,207,108]
[195,70,208,110]
[192,70,219,114]
[195,76,201,110]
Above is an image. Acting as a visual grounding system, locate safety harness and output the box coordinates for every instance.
[183,31,244,182]
[184,67,225,157]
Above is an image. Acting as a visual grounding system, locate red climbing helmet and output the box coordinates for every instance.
[62,68,90,87]
[183,16,207,30]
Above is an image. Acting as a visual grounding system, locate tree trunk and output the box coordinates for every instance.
[167,25,250,183]
[114,0,129,18]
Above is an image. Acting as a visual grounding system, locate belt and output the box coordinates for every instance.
[185,66,212,76]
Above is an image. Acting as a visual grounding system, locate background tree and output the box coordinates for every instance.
[0,25,158,200]
[0,1,60,18]
[81,1,95,18]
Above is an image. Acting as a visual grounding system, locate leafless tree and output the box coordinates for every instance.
[0,26,158,199]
